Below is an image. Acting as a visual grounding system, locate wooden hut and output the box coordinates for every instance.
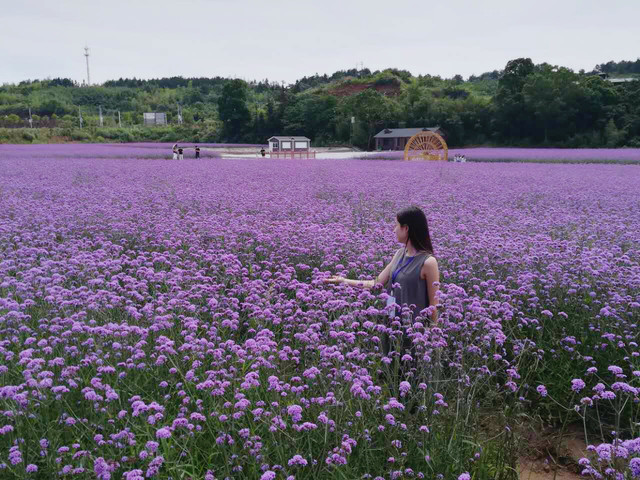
[374,127,445,151]
[267,136,315,158]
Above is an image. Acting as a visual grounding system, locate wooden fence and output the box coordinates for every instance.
[268,151,316,159]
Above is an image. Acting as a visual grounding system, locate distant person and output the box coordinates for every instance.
[260,147,266,158]
[172,144,178,160]
[195,146,201,159]
[178,147,184,161]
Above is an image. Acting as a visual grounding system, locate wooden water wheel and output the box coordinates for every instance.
[403,131,448,161]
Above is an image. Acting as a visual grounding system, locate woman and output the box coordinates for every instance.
[325,206,440,354]
[324,206,441,400]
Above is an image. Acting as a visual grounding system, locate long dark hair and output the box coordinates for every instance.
[396,206,434,254]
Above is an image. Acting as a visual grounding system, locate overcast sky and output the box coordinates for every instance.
[1,0,639,85]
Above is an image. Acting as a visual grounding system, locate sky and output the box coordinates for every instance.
[1,0,639,86]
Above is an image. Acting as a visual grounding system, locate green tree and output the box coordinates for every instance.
[401,79,434,128]
[6,114,22,126]
[340,89,397,149]
[604,118,624,147]
[264,100,280,135]
[217,79,251,141]
[616,81,640,144]
[499,58,535,93]
[494,58,535,140]
[522,72,562,142]
[282,94,337,142]
[576,76,619,135]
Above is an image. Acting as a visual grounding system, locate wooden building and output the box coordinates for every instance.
[595,72,638,84]
[143,112,167,126]
[268,136,311,152]
[374,127,445,151]
[267,136,315,159]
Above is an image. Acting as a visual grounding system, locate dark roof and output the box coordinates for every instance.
[373,127,442,139]
[268,136,311,141]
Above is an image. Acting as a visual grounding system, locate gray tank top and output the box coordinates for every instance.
[386,248,432,320]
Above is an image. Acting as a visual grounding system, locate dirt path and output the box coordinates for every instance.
[212,146,363,159]
[519,459,583,480]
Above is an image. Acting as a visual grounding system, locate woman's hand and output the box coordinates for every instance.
[323,275,345,284]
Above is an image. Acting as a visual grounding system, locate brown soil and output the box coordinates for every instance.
[328,82,401,97]
[518,458,583,480]
[517,425,588,479]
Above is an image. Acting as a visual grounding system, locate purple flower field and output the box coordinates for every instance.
[365,147,640,163]
[0,148,639,479]
[0,143,266,161]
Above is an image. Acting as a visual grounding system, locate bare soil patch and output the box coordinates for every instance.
[518,425,588,479]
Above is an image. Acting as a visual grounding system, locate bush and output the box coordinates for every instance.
[21,130,36,142]
[604,119,624,147]
[70,130,91,141]
[201,128,220,143]
[627,136,640,147]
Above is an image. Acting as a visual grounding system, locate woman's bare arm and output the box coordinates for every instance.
[323,250,401,289]
[421,256,440,323]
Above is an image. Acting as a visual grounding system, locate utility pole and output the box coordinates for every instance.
[78,107,83,128]
[350,116,355,147]
[177,103,183,125]
[118,110,122,128]
[84,46,91,86]
[98,105,103,127]
[28,107,33,128]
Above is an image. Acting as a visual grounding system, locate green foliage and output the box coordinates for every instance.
[604,119,624,147]
[595,58,640,75]
[21,130,35,142]
[493,58,536,140]
[282,94,337,142]
[5,114,22,126]
[1,58,640,147]
[217,79,251,142]
[70,129,92,141]
[339,89,399,149]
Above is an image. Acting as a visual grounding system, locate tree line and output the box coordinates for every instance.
[1,58,639,148]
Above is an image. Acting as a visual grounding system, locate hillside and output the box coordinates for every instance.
[327,82,402,97]
[1,59,639,148]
